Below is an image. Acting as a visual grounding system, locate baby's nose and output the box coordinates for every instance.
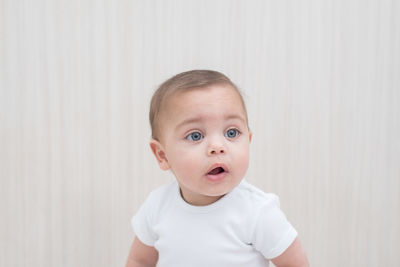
[208,145,225,155]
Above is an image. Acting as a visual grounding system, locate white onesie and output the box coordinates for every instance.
[132,179,297,267]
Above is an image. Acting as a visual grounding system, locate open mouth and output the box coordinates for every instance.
[205,164,228,181]
[207,166,226,175]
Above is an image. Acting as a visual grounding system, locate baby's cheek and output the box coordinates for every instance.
[176,153,198,173]
[235,147,250,171]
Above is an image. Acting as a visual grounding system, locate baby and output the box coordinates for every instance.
[126,70,309,267]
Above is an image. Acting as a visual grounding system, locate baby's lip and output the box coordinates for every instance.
[206,163,229,175]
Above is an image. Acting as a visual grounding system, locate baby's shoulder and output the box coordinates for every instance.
[141,181,177,213]
[234,181,281,211]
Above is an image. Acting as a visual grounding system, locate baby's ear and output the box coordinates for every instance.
[149,139,170,170]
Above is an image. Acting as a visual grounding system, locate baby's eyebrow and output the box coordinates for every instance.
[175,117,203,130]
[225,114,247,124]
[175,114,246,130]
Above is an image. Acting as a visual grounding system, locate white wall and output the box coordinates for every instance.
[1,0,399,266]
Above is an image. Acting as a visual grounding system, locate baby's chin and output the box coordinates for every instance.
[202,182,241,198]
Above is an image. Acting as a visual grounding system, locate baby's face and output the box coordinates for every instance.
[151,84,252,206]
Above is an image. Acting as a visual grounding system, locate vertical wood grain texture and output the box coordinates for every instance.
[1,0,399,266]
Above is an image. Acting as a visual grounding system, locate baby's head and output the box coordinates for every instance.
[150,70,249,141]
[149,70,252,206]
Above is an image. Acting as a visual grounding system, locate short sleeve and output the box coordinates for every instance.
[131,194,158,246]
[251,194,298,259]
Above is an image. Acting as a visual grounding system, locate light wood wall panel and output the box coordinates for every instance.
[1,0,399,266]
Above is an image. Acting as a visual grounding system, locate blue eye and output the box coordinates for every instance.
[225,129,240,138]
[186,132,203,141]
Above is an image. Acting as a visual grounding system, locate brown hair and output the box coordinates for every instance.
[149,70,248,140]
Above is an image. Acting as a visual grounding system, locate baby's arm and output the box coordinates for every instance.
[125,236,158,267]
[270,237,309,267]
